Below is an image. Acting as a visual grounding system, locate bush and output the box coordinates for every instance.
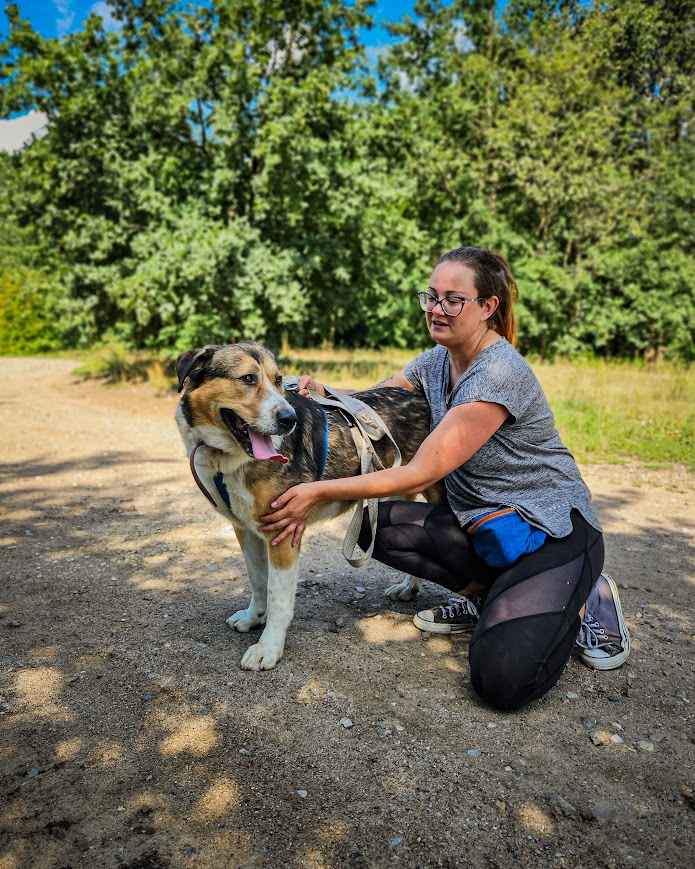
[0,269,63,354]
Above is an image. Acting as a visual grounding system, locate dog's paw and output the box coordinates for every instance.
[384,577,420,601]
[226,608,266,633]
[240,642,282,671]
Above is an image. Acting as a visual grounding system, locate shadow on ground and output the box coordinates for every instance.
[1,451,694,869]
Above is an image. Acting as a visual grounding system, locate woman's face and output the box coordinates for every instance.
[424,262,494,348]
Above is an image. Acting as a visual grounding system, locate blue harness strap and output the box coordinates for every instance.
[316,408,330,480]
[213,472,231,510]
[190,442,231,513]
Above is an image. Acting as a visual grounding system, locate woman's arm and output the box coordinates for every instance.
[295,367,415,397]
[261,400,509,545]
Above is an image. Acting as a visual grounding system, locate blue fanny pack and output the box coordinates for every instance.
[466,508,547,568]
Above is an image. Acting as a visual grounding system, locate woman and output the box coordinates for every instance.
[261,246,630,711]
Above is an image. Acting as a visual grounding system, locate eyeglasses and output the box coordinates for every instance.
[416,290,482,318]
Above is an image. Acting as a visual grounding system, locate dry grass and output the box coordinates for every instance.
[69,344,695,468]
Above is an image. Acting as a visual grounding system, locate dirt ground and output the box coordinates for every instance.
[1,357,694,869]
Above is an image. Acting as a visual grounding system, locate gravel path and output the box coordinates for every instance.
[1,357,694,869]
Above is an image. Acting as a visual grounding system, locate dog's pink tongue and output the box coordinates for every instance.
[249,429,288,464]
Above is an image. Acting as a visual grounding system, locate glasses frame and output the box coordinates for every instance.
[416,290,483,318]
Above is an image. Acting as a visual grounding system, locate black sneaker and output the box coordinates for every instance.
[413,595,481,635]
[576,572,631,670]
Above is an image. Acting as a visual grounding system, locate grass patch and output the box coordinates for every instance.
[72,345,174,392]
[534,358,694,468]
[65,344,694,469]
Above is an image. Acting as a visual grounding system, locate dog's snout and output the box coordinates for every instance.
[276,407,297,434]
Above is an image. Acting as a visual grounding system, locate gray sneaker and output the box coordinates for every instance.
[413,595,481,635]
[576,573,631,670]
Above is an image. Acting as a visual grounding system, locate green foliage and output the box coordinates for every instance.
[0,0,693,358]
[0,268,62,353]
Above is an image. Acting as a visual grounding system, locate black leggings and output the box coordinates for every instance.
[360,501,604,711]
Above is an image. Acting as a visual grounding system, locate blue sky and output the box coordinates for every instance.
[1,1,508,44]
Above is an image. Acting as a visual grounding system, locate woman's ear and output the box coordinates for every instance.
[481,295,500,321]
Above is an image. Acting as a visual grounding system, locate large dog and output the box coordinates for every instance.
[176,342,442,671]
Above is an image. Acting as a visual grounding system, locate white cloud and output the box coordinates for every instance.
[364,43,391,71]
[53,0,75,38]
[453,19,474,54]
[89,2,122,33]
[0,111,49,154]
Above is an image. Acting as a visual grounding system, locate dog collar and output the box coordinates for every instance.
[189,442,231,511]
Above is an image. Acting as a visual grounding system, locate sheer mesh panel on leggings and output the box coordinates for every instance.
[360,501,494,589]
[477,553,586,635]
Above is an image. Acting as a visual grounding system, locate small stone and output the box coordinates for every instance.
[334,617,346,628]
[637,740,654,752]
[388,836,402,848]
[566,691,579,700]
[590,729,613,747]
[28,767,40,778]
[607,692,622,703]
[648,730,666,743]
[7,620,22,628]
[239,748,251,755]
[295,789,307,798]
[466,748,481,758]
[339,718,354,729]
[143,692,154,702]
[610,734,624,745]
[582,718,598,730]
[504,765,513,772]
[680,785,695,809]
[355,585,366,594]
[589,800,617,823]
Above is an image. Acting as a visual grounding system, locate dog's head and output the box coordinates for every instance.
[176,342,296,462]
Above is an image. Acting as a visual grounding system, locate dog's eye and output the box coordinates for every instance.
[240,374,257,385]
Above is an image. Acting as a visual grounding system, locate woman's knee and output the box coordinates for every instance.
[469,617,575,711]
[469,642,538,711]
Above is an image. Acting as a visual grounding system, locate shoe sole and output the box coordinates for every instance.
[412,613,476,634]
[579,573,631,671]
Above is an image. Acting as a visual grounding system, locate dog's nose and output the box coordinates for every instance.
[276,407,297,435]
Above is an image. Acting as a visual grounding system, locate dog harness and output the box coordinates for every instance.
[188,384,402,567]
[292,383,403,568]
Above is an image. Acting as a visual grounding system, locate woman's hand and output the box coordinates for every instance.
[296,375,326,398]
[259,482,325,547]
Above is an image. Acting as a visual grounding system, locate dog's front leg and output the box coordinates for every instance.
[385,575,421,601]
[226,527,268,633]
[240,539,299,672]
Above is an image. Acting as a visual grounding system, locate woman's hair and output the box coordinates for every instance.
[436,246,518,345]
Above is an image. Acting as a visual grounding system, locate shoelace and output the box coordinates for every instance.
[438,596,480,621]
[576,611,611,649]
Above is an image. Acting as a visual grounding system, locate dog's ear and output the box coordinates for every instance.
[176,346,217,393]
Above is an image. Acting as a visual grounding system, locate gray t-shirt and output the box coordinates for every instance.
[404,338,600,538]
